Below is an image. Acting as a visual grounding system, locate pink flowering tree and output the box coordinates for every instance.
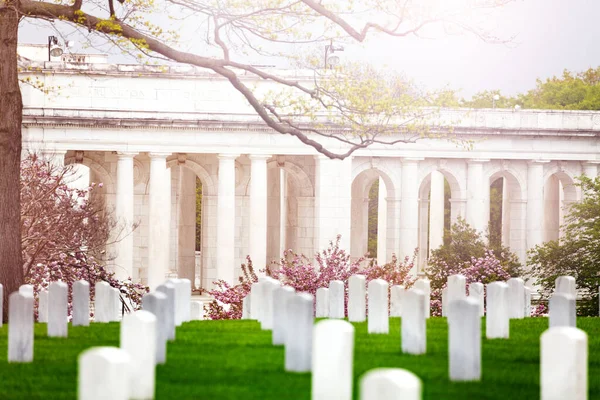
[268,235,364,296]
[361,250,418,288]
[21,153,147,317]
[206,235,418,319]
[204,257,258,320]
[427,250,511,316]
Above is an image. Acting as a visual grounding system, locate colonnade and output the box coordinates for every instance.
[48,150,600,289]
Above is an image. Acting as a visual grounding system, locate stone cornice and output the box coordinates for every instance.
[22,108,600,137]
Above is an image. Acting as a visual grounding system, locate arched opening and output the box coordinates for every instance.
[266,159,315,264]
[166,159,215,290]
[350,169,392,264]
[544,172,577,242]
[487,171,525,262]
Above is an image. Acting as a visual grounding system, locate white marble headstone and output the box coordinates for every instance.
[348,275,366,322]
[468,282,485,317]
[190,301,204,321]
[250,281,262,321]
[111,287,121,322]
[402,289,426,355]
[142,291,169,364]
[121,311,157,399]
[242,294,251,320]
[78,347,131,400]
[486,282,509,339]
[273,286,295,345]
[156,283,176,341]
[549,293,576,328]
[166,278,184,326]
[19,284,34,297]
[312,320,355,400]
[359,368,422,400]
[447,275,466,316]
[441,287,449,317]
[38,289,48,323]
[390,285,405,317]
[285,293,314,373]
[48,281,68,338]
[94,281,111,323]
[541,327,587,400]
[524,286,532,318]
[315,288,329,318]
[8,291,34,362]
[368,279,389,334]
[555,276,576,297]
[448,298,481,381]
[328,280,345,319]
[507,277,525,319]
[413,279,431,319]
[73,280,90,327]
[260,278,280,330]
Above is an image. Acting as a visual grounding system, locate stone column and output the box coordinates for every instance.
[429,170,445,255]
[314,155,352,251]
[279,168,287,255]
[362,197,370,257]
[399,158,422,271]
[176,165,197,285]
[114,152,137,280]
[466,159,489,234]
[249,155,270,272]
[148,153,171,290]
[418,198,429,269]
[501,177,510,247]
[216,154,239,285]
[582,162,599,179]
[527,161,547,251]
[376,178,387,265]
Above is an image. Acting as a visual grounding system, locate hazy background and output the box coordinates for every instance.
[18,0,600,97]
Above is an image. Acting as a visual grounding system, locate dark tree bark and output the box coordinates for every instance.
[0,6,24,322]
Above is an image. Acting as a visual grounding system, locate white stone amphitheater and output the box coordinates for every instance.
[18,44,600,289]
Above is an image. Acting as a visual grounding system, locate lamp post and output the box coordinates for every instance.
[47,36,64,61]
[324,39,344,69]
[492,94,500,109]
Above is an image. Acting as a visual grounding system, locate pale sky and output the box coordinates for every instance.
[18,0,600,97]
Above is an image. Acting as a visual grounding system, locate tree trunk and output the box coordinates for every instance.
[0,7,24,322]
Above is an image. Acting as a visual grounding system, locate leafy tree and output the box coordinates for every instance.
[462,67,600,110]
[462,89,518,109]
[0,0,512,307]
[527,176,600,316]
[427,217,521,290]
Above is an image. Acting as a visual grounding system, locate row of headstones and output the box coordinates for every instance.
[310,319,589,400]
[243,275,589,399]
[239,277,424,399]
[6,281,139,363]
[5,278,203,364]
[78,278,206,400]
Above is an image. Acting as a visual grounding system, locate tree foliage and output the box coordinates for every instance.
[426,217,521,291]
[21,153,148,317]
[0,0,513,298]
[460,67,600,110]
[527,176,600,316]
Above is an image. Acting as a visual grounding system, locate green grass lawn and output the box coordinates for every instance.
[0,317,598,399]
